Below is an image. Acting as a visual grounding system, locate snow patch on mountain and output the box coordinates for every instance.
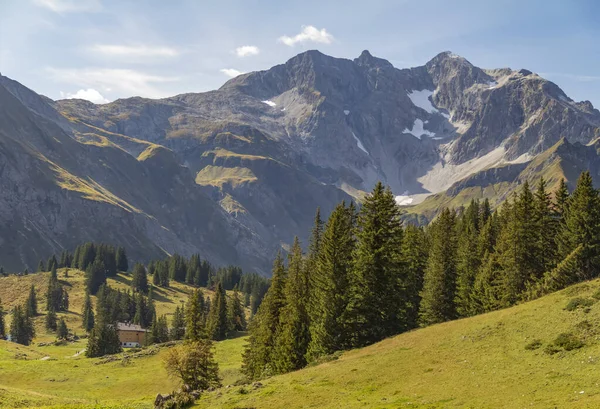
[344,110,350,115]
[403,119,435,139]
[395,194,414,206]
[351,131,368,154]
[407,89,438,113]
[262,100,276,107]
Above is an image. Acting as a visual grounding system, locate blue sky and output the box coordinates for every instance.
[1,0,598,107]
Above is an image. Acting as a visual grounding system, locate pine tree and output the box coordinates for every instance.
[533,177,558,275]
[10,305,35,345]
[133,293,150,328]
[558,171,600,279]
[308,202,355,360]
[149,315,170,344]
[86,290,122,357]
[306,208,324,315]
[208,282,229,341]
[57,318,68,340]
[85,259,106,295]
[131,263,149,293]
[471,251,504,313]
[343,182,405,347]
[82,291,95,332]
[227,285,247,333]
[186,289,207,341]
[400,224,429,329]
[170,305,185,340]
[419,208,458,326]
[0,297,5,339]
[115,247,128,272]
[45,308,57,331]
[38,259,45,272]
[455,200,482,317]
[46,265,66,312]
[555,178,570,220]
[25,284,38,317]
[47,255,58,272]
[242,252,287,380]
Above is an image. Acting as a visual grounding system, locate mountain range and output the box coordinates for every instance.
[1,50,599,273]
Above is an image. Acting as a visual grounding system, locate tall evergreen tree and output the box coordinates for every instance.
[343,182,405,347]
[57,318,69,340]
[455,200,482,317]
[308,203,355,360]
[115,246,129,272]
[419,208,458,326]
[170,305,185,340]
[227,285,247,333]
[149,315,170,344]
[10,305,35,345]
[82,291,95,332]
[38,259,46,272]
[86,288,122,357]
[242,252,287,380]
[400,224,429,329]
[46,265,67,312]
[45,308,57,331]
[208,282,228,341]
[533,177,558,275]
[131,263,149,293]
[186,289,207,341]
[0,297,6,339]
[47,255,58,272]
[25,284,38,317]
[85,259,107,295]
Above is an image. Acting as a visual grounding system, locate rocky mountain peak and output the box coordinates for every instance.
[354,50,394,70]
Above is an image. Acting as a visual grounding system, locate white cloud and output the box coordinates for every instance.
[47,67,179,98]
[220,68,245,78]
[278,25,334,47]
[33,0,102,13]
[235,45,260,57]
[90,44,179,58]
[60,88,109,104]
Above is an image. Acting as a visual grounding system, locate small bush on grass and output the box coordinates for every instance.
[525,339,542,350]
[565,297,595,311]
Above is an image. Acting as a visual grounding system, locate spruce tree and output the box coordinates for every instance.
[343,182,404,347]
[533,177,558,275]
[46,265,66,312]
[82,291,95,332]
[400,224,429,329]
[419,208,458,326]
[47,255,58,272]
[0,297,5,339]
[308,202,355,360]
[25,284,38,317]
[38,259,45,272]
[273,237,310,373]
[306,208,323,316]
[85,259,106,295]
[455,200,482,317]
[45,308,57,331]
[131,263,149,293]
[242,252,287,380]
[115,247,128,272]
[86,289,122,357]
[149,315,169,344]
[170,305,185,340]
[208,282,228,341]
[57,319,68,340]
[558,171,600,278]
[186,289,207,341]
[10,305,35,345]
[227,285,247,332]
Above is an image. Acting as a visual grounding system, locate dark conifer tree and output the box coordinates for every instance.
[242,252,287,380]
[208,282,228,341]
[455,200,482,317]
[131,263,149,293]
[227,285,247,332]
[419,208,458,326]
[10,305,35,345]
[343,182,404,347]
[533,177,558,275]
[115,246,128,272]
[25,284,38,317]
[45,308,57,331]
[308,203,355,360]
[57,318,68,340]
[82,291,95,332]
[47,255,58,272]
[85,259,106,295]
[186,289,207,341]
[38,259,45,272]
[0,297,6,339]
[170,305,186,340]
[400,224,429,329]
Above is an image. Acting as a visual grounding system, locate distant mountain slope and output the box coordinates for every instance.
[1,49,599,270]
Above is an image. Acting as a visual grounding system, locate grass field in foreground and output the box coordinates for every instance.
[195,279,600,409]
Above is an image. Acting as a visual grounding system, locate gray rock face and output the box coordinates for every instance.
[1,49,599,272]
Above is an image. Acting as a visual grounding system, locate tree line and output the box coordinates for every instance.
[242,172,600,380]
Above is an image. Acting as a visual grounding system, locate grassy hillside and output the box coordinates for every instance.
[4,272,600,408]
[195,279,600,409]
[0,270,244,409]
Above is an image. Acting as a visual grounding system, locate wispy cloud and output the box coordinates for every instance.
[278,25,334,47]
[235,45,260,57]
[220,68,245,78]
[47,67,179,98]
[33,0,102,13]
[90,44,180,58]
[60,88,109,104]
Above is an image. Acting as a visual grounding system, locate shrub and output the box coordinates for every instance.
[564,297,594,312]
[525,339,542,350]
[543,344,561,355]
[553,332,584,351]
